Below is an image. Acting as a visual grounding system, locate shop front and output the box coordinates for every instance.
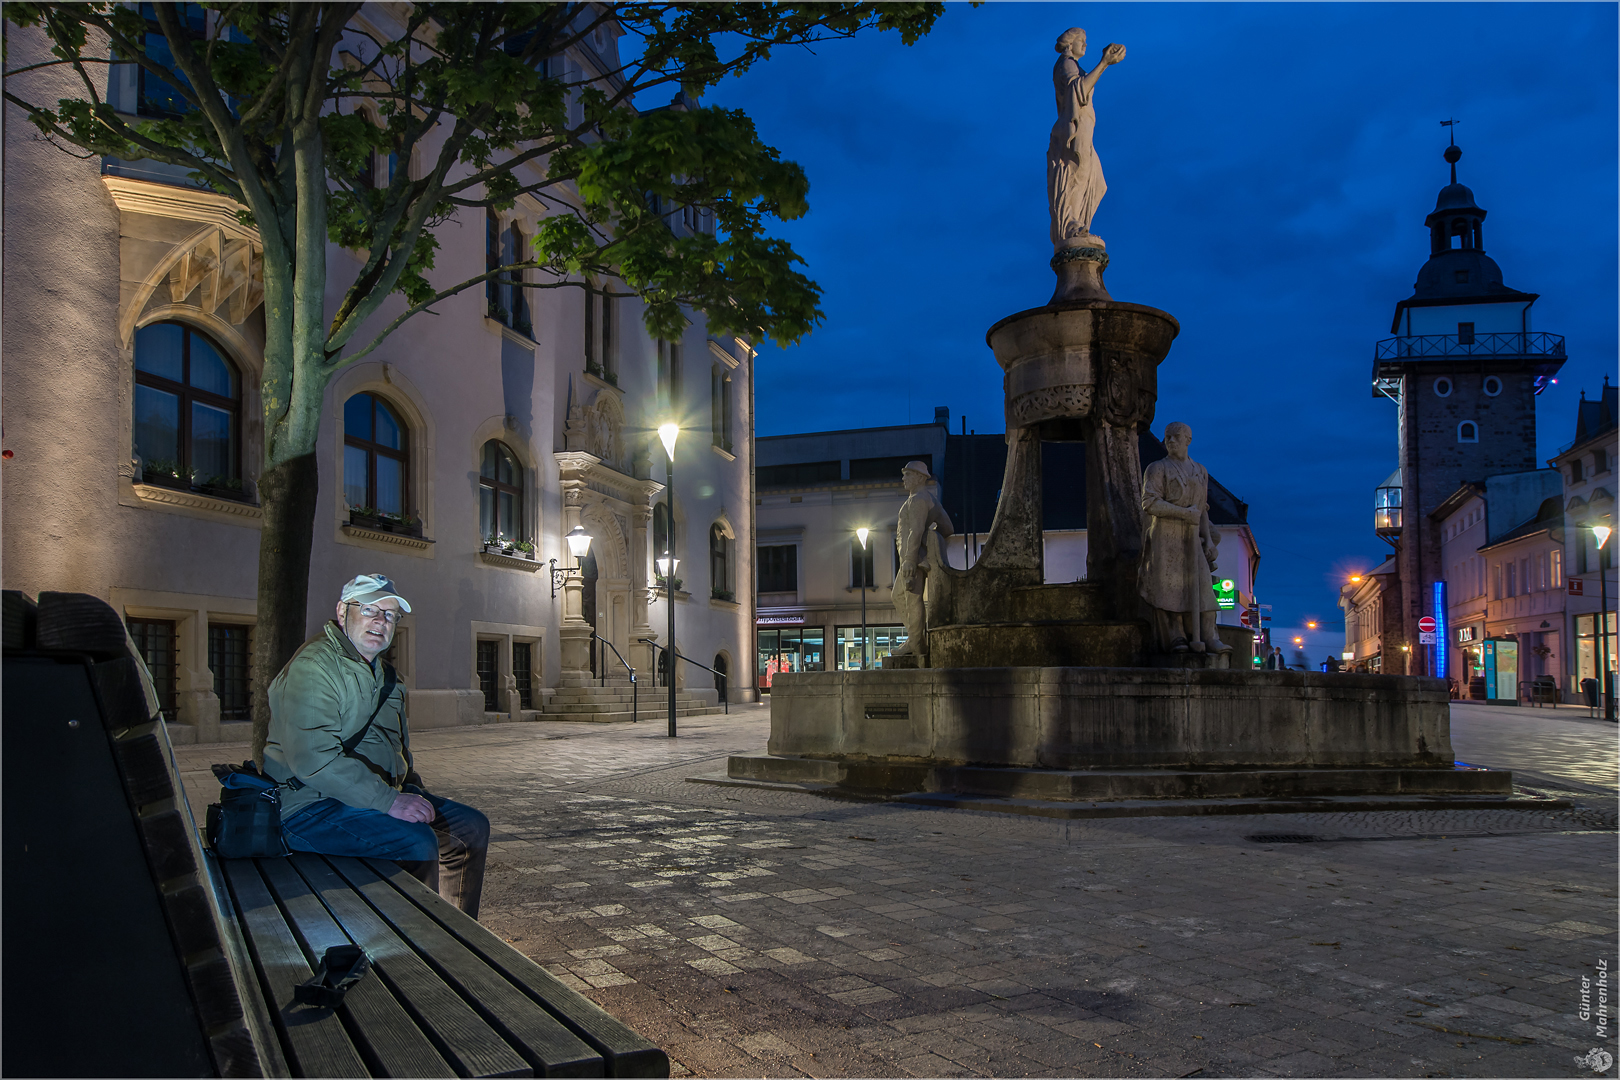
[834,624,908,670]
[1575,611,1617,702]
[756,622,825,692]
[1456,623,1485,698]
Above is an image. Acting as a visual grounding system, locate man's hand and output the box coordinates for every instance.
[387,791,435,823]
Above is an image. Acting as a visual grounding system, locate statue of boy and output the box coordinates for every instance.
[891,461,954,657]
[1138,423,1231,655]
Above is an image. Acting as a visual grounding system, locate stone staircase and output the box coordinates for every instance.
[540,679,726,723]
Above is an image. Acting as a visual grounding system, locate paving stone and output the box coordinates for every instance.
[174,703,1618,1077]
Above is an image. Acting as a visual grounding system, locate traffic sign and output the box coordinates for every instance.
[1240,609,1254,628]
[1418,616,1437,633]
[1418,631,1436,644]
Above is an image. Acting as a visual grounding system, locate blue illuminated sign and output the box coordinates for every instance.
[1433,580,1448,679]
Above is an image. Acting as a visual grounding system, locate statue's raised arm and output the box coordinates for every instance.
[1047,28,1125,250]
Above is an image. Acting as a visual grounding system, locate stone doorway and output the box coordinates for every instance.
[580,551,599,677]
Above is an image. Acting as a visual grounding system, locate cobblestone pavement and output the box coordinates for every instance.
[1449,702,1619,793]
[175,705,1619,1078]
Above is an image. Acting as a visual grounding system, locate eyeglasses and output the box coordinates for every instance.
[347,603,402,625]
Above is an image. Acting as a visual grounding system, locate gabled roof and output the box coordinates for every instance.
[1478,496,1563,552]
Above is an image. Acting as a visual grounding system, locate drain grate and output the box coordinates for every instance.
[1245,833,1321,844]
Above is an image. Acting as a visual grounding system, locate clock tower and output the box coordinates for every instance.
[1371,138,1566,672]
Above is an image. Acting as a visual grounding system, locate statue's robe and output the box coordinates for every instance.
[1047,55,1107,245]
[1138,455,1218,618]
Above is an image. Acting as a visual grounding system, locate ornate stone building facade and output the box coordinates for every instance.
[2,17,756,741]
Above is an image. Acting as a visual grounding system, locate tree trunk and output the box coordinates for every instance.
[250,452,320,765]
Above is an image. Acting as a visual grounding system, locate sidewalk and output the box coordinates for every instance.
[175,704,1618,1078]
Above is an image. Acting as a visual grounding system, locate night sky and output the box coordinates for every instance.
[689,3,1618,660]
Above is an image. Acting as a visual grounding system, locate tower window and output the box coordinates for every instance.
[1457,323,1475,345]
[1454,270,1470,284]
[1458,421,1479,443]
[1482,375,1502,396]
[1433,376,1453,398]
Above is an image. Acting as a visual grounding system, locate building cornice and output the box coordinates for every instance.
[102,176,260,242]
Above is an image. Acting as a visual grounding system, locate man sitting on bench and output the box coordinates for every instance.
[264,574,490,917]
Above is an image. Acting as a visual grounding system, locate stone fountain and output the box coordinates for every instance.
[717,28,1530,816]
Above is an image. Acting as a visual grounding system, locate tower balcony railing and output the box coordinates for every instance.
[1374,332,1565,361]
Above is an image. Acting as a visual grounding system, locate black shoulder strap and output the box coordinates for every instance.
[342,661,398,755]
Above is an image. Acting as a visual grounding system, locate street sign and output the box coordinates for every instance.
[1418,631,1436,644]
[1418,616,1437,633]
[1240,609,1254,628]
[1569,578,1585,596]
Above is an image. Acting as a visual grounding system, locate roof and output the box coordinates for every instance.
[1572,381,1618,448]
[1478,496,1564,552]
[1429,480,1486,522]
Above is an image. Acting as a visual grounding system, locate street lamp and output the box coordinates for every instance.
[658,423,679,737]
[549,525,594,599]
[1594,524,1614,721]
[856,527,870,670]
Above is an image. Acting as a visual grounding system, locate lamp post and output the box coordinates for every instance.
[549,525,594,599]
[856,527,870,670]
[1595,524,1614,721]
[658,423,679,737]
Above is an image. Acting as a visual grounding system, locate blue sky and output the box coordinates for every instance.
[694,2,1618,658]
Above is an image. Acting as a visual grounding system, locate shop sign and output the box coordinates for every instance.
[757,616,804,626]
[1213,578,1237,610]
[1569,578,1585,596]
[1457,625,1476,643]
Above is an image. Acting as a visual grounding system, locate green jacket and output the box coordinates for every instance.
[264,621,412,818]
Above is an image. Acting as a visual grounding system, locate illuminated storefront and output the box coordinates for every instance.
[756,626,824,691]
[834,624,908,670]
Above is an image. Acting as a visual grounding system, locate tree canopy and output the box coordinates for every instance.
[6,2,943,366]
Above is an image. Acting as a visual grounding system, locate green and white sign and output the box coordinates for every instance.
[1213,578,1237,610]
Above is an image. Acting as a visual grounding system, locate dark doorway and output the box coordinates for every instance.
[580,550,599,676]
[713,654,728,703]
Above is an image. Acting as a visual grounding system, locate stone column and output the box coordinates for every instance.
[629,494,658,676]
[557,481,594,687]
[1087,342,1157,621]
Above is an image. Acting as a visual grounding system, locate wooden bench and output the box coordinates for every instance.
[3,590,668,1078]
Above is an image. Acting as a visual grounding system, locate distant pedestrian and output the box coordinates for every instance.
[1325,655,1341,673]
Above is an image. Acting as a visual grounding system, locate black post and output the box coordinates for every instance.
[1601,544,1615,721]
[667,452,678,738]
[860,553,868,671]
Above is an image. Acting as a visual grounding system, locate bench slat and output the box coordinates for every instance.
[362,859,670,1078]
[291,854,533,1079]
[222,860,371,1078]
[329,857,605,1078]
[258,858,458,1079]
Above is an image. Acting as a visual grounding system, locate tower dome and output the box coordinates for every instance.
[1397,141,1535,312]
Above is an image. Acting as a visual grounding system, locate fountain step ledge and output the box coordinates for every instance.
[699,758,1557,819]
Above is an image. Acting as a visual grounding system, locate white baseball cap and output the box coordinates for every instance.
[339,573,412,613]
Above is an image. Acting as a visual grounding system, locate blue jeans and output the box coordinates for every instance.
[282,787,490,918]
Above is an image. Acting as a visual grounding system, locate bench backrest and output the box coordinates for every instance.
[2,590,280,1076]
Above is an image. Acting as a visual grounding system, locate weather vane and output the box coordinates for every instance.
[1439,118,1461,181]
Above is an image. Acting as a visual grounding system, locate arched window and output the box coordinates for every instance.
[1457,421,1479,444]
[134,321,241,490]
[479,440,524,541]
[343,393,408,515]
[710,524,730,598]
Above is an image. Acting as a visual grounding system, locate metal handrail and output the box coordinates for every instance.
[591,631,637,723]
[1373,331,1565,361]
[638,638,729,713]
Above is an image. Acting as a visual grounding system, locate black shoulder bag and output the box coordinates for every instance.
[205,664,398,858]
